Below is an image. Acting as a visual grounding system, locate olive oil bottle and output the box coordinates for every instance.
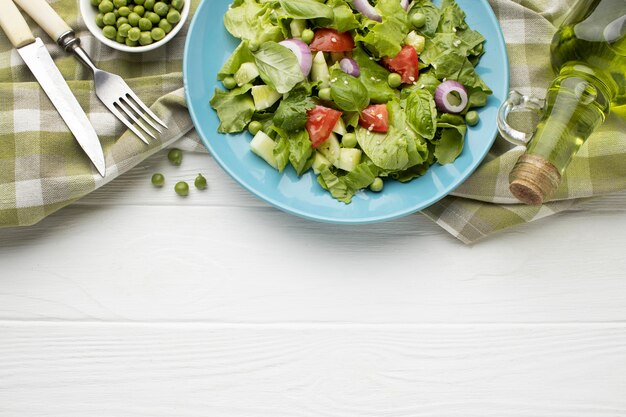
[507,0,626,205]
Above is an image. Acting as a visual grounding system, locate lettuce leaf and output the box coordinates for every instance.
[218,41,255,81]
[273,84,315,133]
[355,0,409,58]
[224,0,284,44]
[356,100,428,171]
[210,84,255,133]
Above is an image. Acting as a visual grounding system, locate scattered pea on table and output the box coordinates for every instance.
[167,148,183,166]
[90,0,185,46]
[174,181,189,197]
[194,174,208,190]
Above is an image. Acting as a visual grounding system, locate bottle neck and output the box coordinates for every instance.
[509,63,611,204]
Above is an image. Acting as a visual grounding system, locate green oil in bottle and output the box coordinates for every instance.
[510,0,626,205]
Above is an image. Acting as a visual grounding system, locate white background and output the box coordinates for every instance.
[1,151,625,416]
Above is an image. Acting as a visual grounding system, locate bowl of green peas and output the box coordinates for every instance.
[81,0,190,52]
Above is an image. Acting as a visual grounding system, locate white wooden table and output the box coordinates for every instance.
[1,150,625,416]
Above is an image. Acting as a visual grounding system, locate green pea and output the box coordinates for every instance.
[144,0,155,10]
[115,33,126,43]
[301,28,314,44]
[113,0,126,7]
[171,0,184,11]
[369,177,384,192]
[138,17,152,31]
[151,27,165,41]
[128,12,141,26]
[103,12,116,26]
[158,18,173,33]
[133,5,145,16]
[134,0,145,4]
[145,11,160,24]
[222,76,237,90]
[247,120,263,135]
[127,27,141,41]
[118,6,130,17]
[318,87,331,101]
[342,132,357,148]
[168,148,183,165]
[125,38,139,46]
[118,23,132,37]
[465,110,480,126]
[154,2,169,17]
[194,174,207,190]
[174,181,189,197]
[166,9,181,24]
[95,13,105,28]
[139,31,153,45]
[151,173,165,187]
[91,0,102,6]
[388,72,402,88]
[102,25,117,39]
[116,17,129,28]
[411,12,426,28]
[98,0,114,13]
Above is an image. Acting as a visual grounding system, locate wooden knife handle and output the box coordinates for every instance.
[0,0,35,48]
[13,0,72,42]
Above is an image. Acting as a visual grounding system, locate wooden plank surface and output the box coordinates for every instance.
[1,151,625,416]
[1,323,625,417]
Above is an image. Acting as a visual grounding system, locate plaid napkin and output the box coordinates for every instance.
[0,0,202,227]
[1,0,625,244]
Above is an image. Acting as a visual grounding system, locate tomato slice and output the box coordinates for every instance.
[359,104,389,133]
[382,45,419,84]
[309,29,355,53]
[306,106,343,148]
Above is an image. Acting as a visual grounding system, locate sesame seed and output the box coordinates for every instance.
[369,57,374,60]
[344,80,348,85]
[376,114,383,119]
[420,84,425,88]
[331,37,337,43]
[453,27,457,32]
[408,76,415,82]
[443,78,447,82]
[368,125,374,131]
[370,77,376,81]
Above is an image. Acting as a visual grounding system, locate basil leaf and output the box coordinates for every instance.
[330,67,370,112]
[253,42,305,94]
[405,89,437,140]
[278,0,333,20]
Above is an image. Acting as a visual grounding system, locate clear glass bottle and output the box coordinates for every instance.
[498,0,626,205]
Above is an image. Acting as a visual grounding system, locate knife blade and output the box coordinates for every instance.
[0,0,105,177]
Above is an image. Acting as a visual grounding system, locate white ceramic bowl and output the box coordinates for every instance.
[80,0,190,53]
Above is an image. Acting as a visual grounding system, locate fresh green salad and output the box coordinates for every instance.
[210,0,491,203]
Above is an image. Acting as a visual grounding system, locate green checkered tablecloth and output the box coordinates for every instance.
[1,0,625,243]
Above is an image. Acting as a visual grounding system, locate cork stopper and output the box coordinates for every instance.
[509,154,561,205]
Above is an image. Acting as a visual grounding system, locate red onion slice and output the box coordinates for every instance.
[339,58,361,77]
[434,80,469,114]
[352,0,382,22]
[279,39,313,77]
[352,0,410,21]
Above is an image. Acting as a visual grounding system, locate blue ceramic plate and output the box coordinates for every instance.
[183,0,509,224]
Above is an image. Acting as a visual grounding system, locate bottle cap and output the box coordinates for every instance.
[509,154,561,205]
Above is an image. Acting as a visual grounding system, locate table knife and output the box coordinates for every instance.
[0,0,105,177]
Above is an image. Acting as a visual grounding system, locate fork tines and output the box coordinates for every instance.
[109,91,168,144]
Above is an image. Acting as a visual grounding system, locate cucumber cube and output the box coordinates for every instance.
[312,152,331,175]
[332,117,347,136]
[316,132,340,164]
[250,131,277,169]
[335,148,362,172]
[234,62,259,87]
[251,85,281,111]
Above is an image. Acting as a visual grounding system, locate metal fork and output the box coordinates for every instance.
[13,0,167,144]
[58,33,168,144]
